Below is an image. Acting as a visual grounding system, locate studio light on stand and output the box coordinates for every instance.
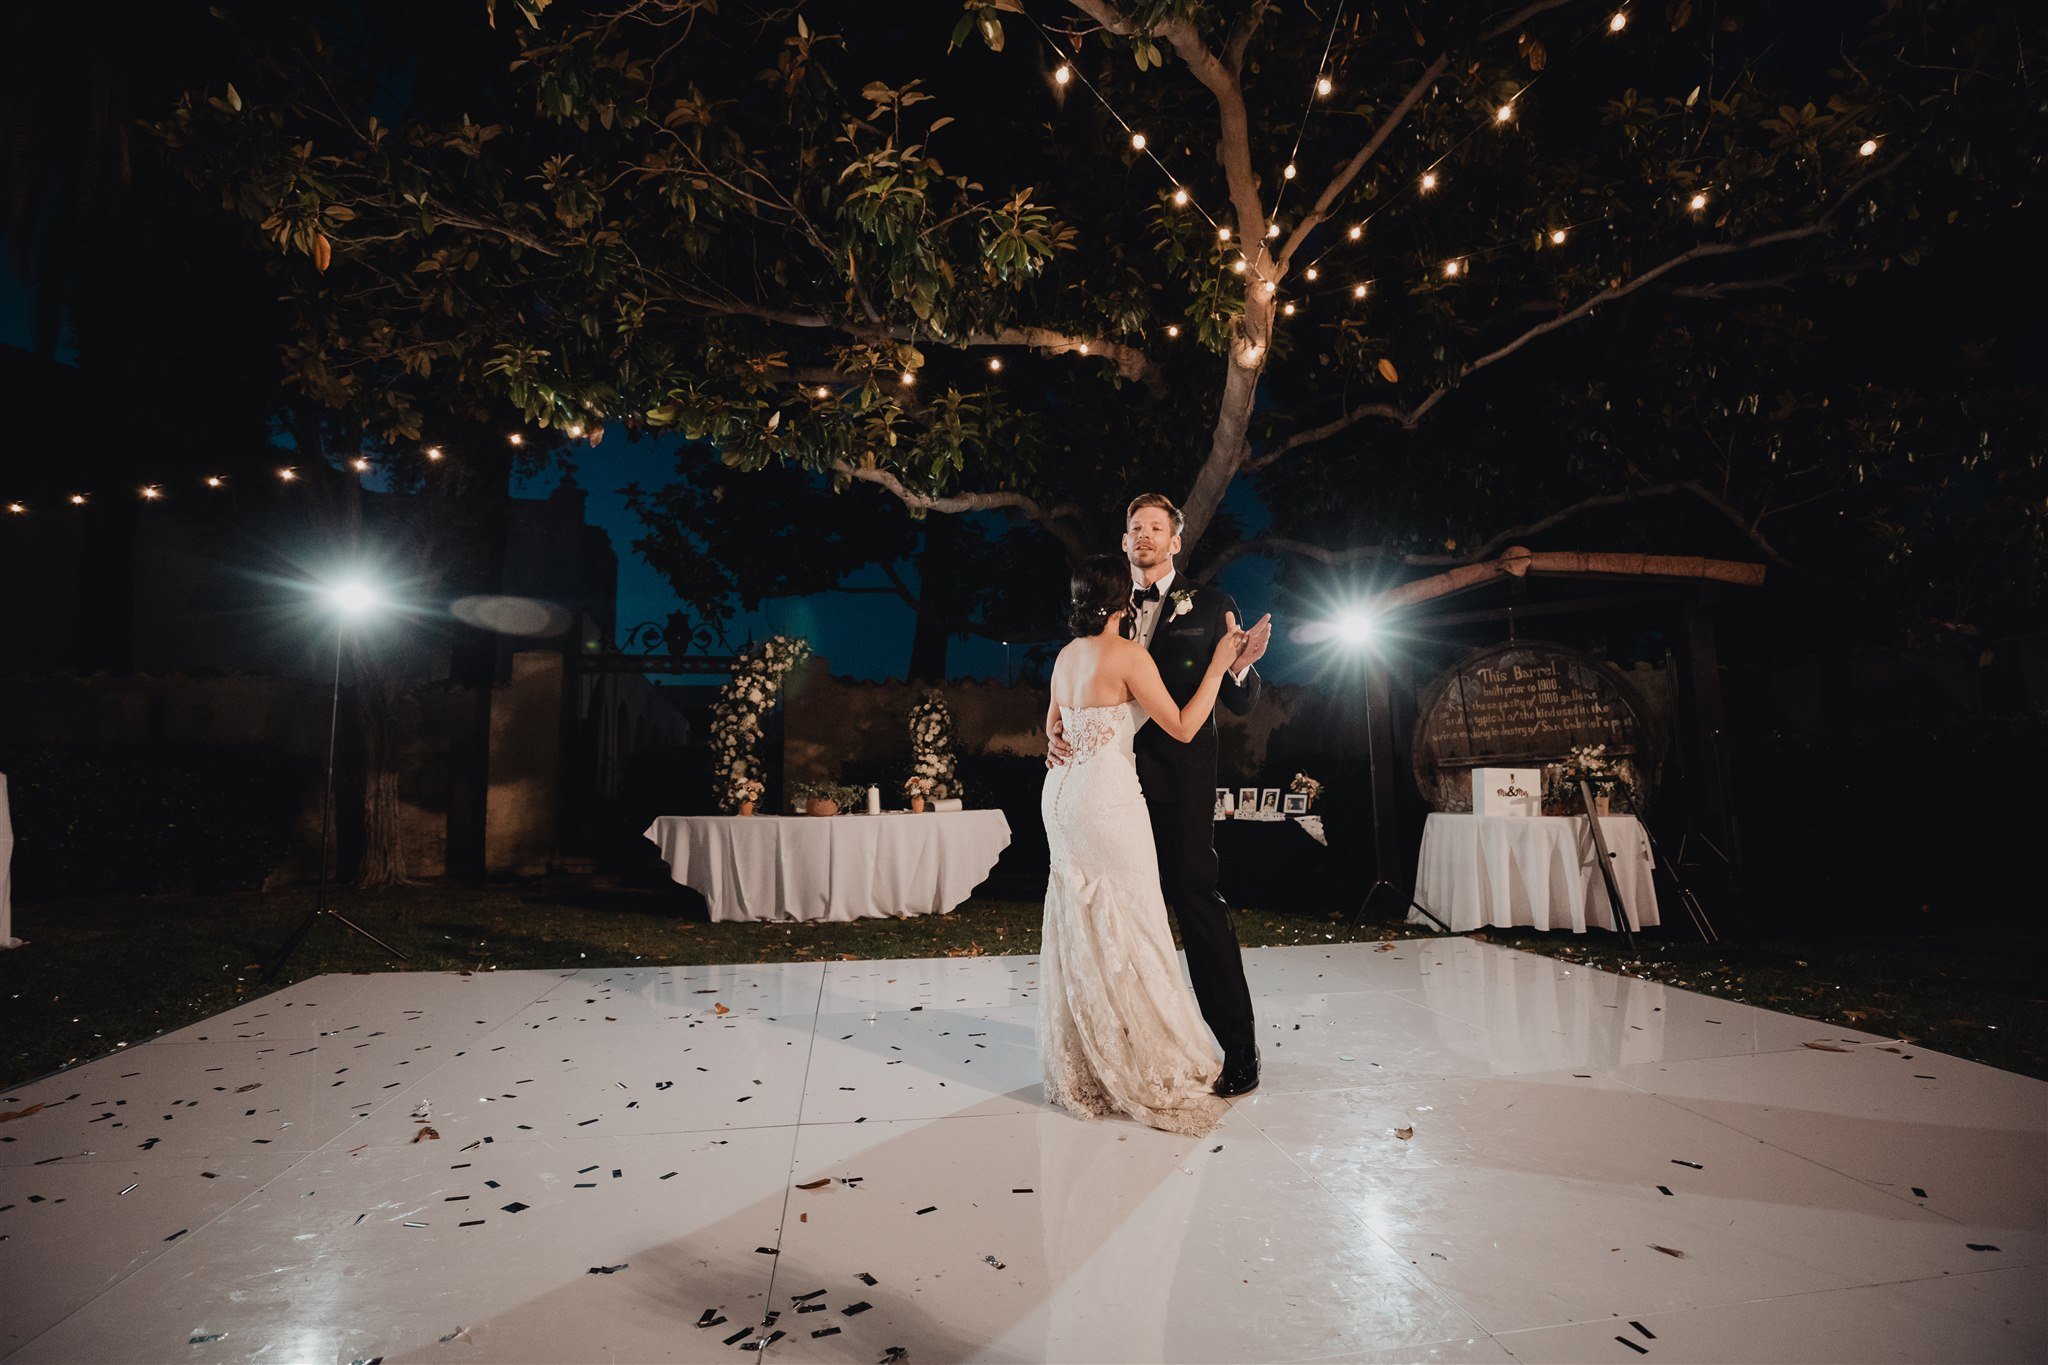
[1329,609,1450,933]
[263,578,411,980]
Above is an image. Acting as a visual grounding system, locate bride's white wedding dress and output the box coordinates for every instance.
[1039,702,1228,1137]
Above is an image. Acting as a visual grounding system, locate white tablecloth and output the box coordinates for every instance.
[1410,812,1660,934]
[0,772,17,948]
[643,810,1013,923]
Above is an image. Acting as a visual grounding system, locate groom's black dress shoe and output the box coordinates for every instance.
[1214,1048,1260,1097]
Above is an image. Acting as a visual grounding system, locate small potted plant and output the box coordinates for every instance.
[734,777,763,817]
[903,774,936,814]
[1551,745,1628,816]
[792,780,847,817]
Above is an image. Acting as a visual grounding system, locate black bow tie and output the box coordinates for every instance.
[1132,584,1162,605]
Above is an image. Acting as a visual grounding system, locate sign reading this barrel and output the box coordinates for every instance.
[1411,640,1658,811]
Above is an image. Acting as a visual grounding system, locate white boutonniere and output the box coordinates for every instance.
[1169,588,1196,620]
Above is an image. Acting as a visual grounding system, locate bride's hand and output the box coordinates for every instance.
[1211,612,1250,673]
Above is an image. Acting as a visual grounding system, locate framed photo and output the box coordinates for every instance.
[1282,792,1309,815]
[1213,787,1235,820]
[1259,788,1281,815]
[1239,786,1259,814]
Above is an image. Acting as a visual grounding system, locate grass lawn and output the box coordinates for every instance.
[4,877,2042,1088]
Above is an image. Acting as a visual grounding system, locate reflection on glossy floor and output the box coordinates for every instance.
[3,939,2043,1363]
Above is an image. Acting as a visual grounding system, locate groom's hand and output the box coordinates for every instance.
[1045,716,1073,769]
[1232,612,1273,673]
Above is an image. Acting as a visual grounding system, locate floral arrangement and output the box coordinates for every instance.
[708,635,811,813]
[905,690,961,801]
[1288,772,1323,808]
[790,780,863,813]
[903,774,936,800]
[1545,745,1637,813]
[1558,744,1615,783]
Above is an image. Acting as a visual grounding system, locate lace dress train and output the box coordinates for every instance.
[1039,703,1227,1137]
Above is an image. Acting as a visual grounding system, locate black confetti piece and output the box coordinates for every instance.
[1968,1243,2000,1251]
[722,1327,754,1345]
[1670,1159,1703,1169]
[459,1219,484,1227]
[1615,1336,1648,1355]
[1911,1187,1928,1198]
[661,1171,677,1180]
[1657,1186,1673,1196]
[1011,1189,1033,1194]
[587,1263,628,1274]
[915,1205,937,1215]
[798,1304,828,1314]
[578,1165,598,1174]
[756,1246,779,1255]
[793,1290,827,1302]
[842,1301,872,1317]
[189,1332,226,1344]
[811,1327,841,1339]
[856,1273,878,1286]
[164,1228,188,1242]
[1631,1321,1657,1339]
[696,1310,725,1329]
[501,1202,529,1213]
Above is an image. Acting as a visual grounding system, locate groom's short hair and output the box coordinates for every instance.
[1125,492,1185,533]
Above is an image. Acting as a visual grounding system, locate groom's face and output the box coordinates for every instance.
[1122,507,1180,575]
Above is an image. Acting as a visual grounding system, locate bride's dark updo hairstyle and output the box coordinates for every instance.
[1067,554,1132,637]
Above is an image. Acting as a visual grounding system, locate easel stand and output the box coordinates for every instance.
[263,625,411,982]
[1577,778,1638,952]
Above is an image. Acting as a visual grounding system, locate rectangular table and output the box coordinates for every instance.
[643,810,1013,923]
[1410,811,1661,934]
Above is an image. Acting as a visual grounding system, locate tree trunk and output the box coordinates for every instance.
[1179,306,1270,560]
[906,516,960,681]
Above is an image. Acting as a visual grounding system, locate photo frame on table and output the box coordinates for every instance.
[1282,792,1309,815]
[1259,788,1281,815]
[1213,787,1234,819]
[1239,786,1259,813]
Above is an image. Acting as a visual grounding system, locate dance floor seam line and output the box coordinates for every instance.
[758,961,832,1321]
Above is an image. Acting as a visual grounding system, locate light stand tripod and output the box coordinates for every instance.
[264,603,409,981]
[1346,658,1449,933]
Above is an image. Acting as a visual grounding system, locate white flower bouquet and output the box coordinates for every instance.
[709,635,812,812]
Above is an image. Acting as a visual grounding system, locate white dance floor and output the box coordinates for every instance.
[3,939,2043,1363]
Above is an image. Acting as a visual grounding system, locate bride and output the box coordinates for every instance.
[1039,554,1249,1137]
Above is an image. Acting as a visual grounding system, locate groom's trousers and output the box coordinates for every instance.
[1147,791,1258,1063]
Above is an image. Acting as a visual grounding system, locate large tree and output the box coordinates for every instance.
[155,0,2036,639]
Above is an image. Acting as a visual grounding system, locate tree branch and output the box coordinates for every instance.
[1279,0,1581,269]
[833,462,1090,560]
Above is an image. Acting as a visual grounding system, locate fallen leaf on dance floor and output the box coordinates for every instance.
[1803,1041,1852,1053]
[1374,943,1397,952]
[0,1103,45,1123]
[714,1003,731,1015]
[412,1126,441,1143]
[795,1178,831,1190]
[1394,1126,1414,1140]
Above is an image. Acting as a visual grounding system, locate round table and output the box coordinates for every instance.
[1410,812,1661,934]
[643,810,1013,923]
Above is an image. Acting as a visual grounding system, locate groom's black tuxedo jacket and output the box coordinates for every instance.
[1132,577,1261,806]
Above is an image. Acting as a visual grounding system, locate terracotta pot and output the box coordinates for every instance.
[738,800,755,817]
[806,798,840,818]
[910,795,926,814]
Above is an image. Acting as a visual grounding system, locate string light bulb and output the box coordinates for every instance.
[1495,104,1514,124]
[1352,283,1369,298]
[1688,192,1708,212]
[1443,259,1462,277]
[1236,341,1265,369]
[899,370,916,385]
[1550,228,1568,244]
[1420,171,1438,192]
[205,476,225,488]
[1316,76,1333,97]
[1232,258,1248,273]
[70,494,88,505]
[350,457,371,473]
[1305,267,1319,281]
[1261,280,1277,296]
[987,356,1003,372]
[1266,222,1280,238]
[278,467,298,482]
[1165,325,1181,338]
[5,502,24,514]
[1130,132,1147,151]
[1283,163,1298,180]
[1218,225,1231,242]
[1053,64,1071,86]
[1172,187,1189,206]
[1078,343,1090,355]
[1348,224,1363,241]
[139,485,163,501]
[1858,138,1878,157]
[424,446,444,461]
[1608,10,1628,32]
[1282,302,1297,317]
[566,423,584,438]
[507,433,524,446]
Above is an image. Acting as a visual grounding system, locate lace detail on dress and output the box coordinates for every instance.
[1040,702,1227,1139]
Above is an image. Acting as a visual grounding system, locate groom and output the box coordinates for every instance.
[1049,493,1273,1096]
